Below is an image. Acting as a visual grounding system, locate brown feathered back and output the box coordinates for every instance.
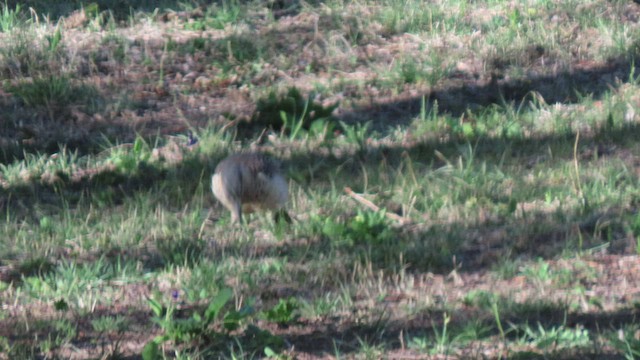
[211,153,289,223]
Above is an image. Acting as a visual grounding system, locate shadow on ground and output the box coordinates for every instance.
[1,22,637,160]
[341,55,636,128]
[283,303,639,358]
[2,115,639,272]
[2,293,635,358]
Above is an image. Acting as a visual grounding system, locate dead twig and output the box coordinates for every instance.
[344,187,410,225]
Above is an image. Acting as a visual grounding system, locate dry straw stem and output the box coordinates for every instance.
[344,186,411,225]
[572,130,583,198]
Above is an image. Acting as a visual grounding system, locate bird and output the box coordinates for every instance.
[211,152,291,224]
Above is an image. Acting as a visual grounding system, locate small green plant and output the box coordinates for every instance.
[279,105,308,140]
[408,313,477,355]
[395,52,451,86]
[407,335,428,351]
[520,258,553,284]
[446,116,476,139]
[609,324,640,360]
[399,57,420,84]
[210,0,241,30]
[316,209,393,247]
[46,25,63,53]
[183,0,241,31]
[339,121,371,152]
[492,257,521,279]
[0,1,23,32]
[300,295,341,318]
[262,298,300,325]
[492,300,506,341]
[307,117,337,142]
[253,87,338,138]
[356,336,385,359]
[425,51,452,87]
[100,33,128,62]
[629,212,640,255]
[107,136,152,173]
[313,209,399,268]
[461,290,498,309]
[144,288,243,356]
[431,312,451,355]
[518,322,590,350]
[348,209,393,245]
[91,315,129,334]
[144,288,282,359]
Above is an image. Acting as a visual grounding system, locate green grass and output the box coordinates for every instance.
[7,75,101,120]
[0,2,24,32]
[2,0,640,358]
